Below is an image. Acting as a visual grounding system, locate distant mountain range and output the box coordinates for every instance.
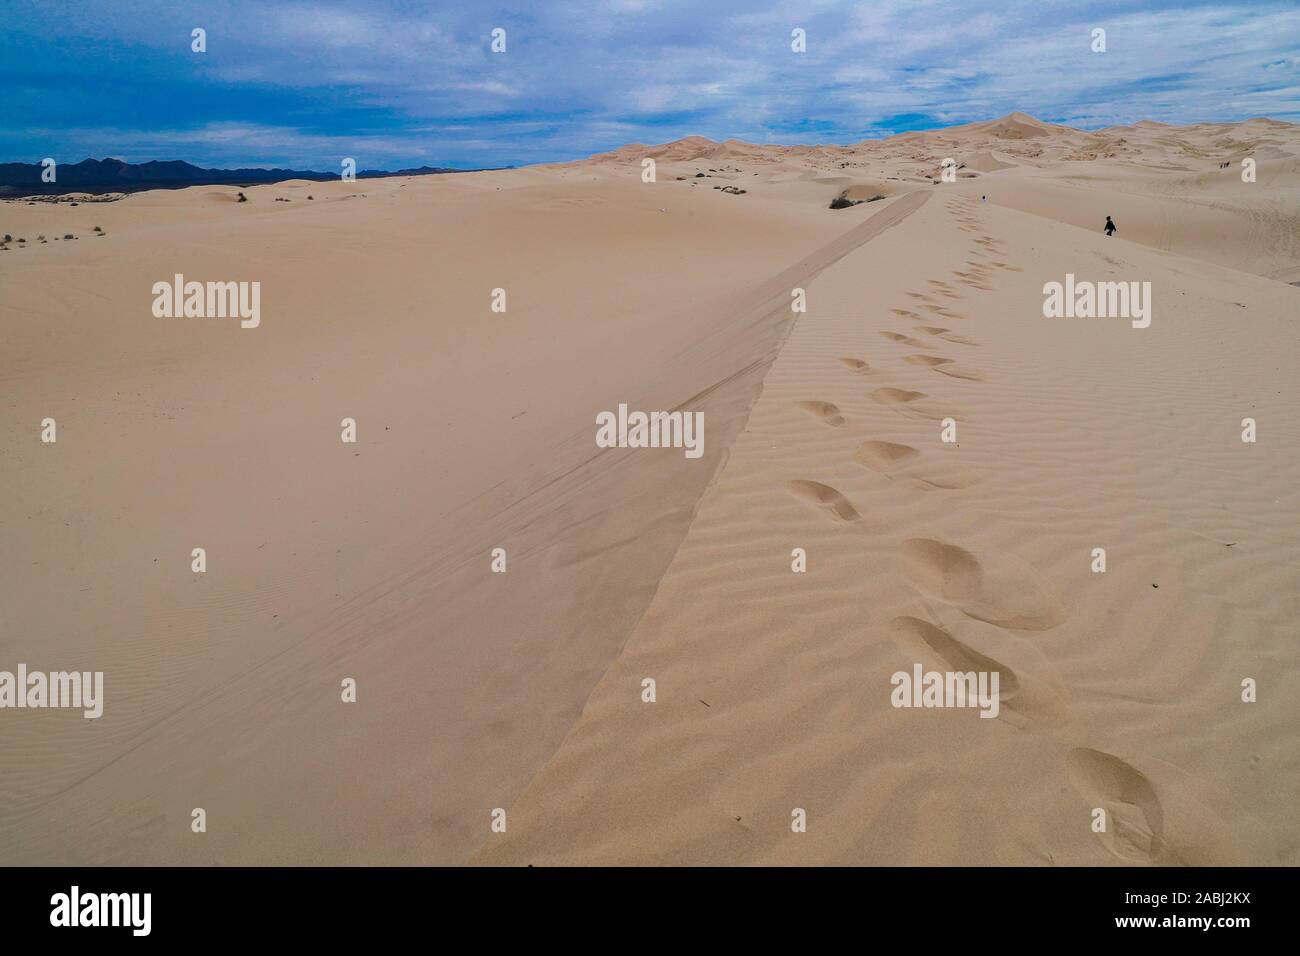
[0,158,494,196]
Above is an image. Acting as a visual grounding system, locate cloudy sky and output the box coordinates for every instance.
[2,0,1297,169]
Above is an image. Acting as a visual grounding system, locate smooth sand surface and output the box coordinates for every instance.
[2,114,1297,864]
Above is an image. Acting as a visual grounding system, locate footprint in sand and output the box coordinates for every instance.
[901,538,1064,630]
[871,387,927,405]
[902,354,952,367]
[921,304,962,318]
[784,480,861,522]
[901,355,983,382]
[917,326,978,346]
[1066,747,1273,865]
[869,389,964,422]
[889,616,1069,727]
[1066,749,1166,863]
[890,308,924,320]
[796,400,845,426]
[855,439,921,471]
[905,292,935,302]
[855,440,980,491]
[879,331,932,349]
[836,357,873,374]
[927,284,964,299]
[932,364,985,382]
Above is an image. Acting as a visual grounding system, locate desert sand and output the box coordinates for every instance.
[1,113,1297,865]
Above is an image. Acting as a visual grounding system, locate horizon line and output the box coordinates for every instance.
[3,111,1294,174]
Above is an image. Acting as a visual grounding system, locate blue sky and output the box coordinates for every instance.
[1,0,1297,169]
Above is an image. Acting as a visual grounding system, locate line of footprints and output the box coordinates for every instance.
[785,196,1208,864]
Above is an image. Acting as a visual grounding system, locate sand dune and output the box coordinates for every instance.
[1,114,1297,865]
[472,186,1299,865]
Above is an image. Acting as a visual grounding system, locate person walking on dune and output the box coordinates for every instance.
[1104,215,1117,237]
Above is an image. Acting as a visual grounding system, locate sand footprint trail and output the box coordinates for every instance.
[473,190,1030,864]
[472,190,1298,866]
[471,191,972,865]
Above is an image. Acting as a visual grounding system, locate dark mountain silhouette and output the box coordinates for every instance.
[0,158,493,196]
